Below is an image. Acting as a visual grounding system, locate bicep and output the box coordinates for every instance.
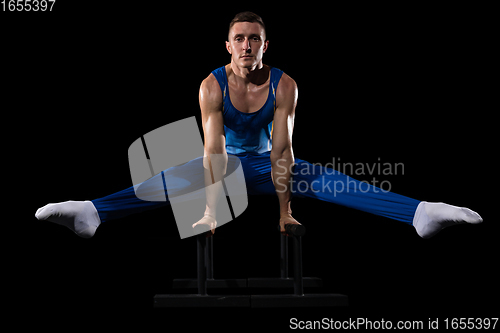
[203,111,225,154]
[199,76,226,154]
[272,76,297,154]
[272,107,294,154]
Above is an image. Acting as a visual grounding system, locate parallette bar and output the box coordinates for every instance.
[281,224,306,237]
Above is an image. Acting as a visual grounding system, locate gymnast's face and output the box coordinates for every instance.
[226,22,268,69]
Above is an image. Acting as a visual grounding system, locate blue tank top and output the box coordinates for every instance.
[211,66,284,154]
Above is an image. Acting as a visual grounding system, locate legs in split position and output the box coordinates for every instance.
[35,152,482,238]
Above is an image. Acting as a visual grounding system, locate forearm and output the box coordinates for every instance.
[203,149,228,217]
[203,149,228,182]
[271,148,294,216]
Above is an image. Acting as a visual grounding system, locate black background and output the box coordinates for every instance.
[5,2,496,330]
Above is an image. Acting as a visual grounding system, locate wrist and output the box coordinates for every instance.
[280,211,292,218]
[279,201,292,218]
[204,207,216,218]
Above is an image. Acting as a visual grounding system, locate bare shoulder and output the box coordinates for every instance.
[200,73,222,98]
[199,73,223,110]
[278,72,297,92]
[276,72,298,109]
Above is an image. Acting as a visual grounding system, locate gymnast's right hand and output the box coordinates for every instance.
[192,214,217,236]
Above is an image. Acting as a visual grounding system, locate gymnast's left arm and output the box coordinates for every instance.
[270,73,301,234]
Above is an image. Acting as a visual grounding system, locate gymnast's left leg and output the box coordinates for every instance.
[290,158,483,239]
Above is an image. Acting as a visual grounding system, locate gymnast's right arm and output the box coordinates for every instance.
[199,74,227,167]
[192,74,228,233]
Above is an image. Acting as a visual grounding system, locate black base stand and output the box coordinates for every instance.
[247,277,322,288]
[249,230,348,308]
[251,294,348,308]
[154,228,250,308]
[172,278,247,289]
[154,294,250,308]
[248,232,323,289]
[172,233,247,289]
[154,225,348,308]
[171,236,247,289]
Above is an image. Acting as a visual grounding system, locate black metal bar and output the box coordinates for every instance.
[221,178,236,220]
[293,235,304,296]
[285,224,306,237]
[206,236,213,280]
[197,234,207,295]
[280,234,288,278]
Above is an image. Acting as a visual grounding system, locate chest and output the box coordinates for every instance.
[228,80,270,114]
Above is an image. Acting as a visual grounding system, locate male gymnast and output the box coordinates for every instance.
[35,12,482,239]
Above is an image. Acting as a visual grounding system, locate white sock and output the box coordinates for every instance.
[35,200,101,238]
[413,201,483,239]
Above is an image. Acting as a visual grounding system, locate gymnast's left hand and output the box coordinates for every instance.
[279,214,301,235]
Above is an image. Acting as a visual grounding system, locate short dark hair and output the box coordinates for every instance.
[228,11,267,40]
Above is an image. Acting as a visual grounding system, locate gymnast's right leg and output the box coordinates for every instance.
[35,156,207,238]
[35,200,102,239]
[35,176,170,239]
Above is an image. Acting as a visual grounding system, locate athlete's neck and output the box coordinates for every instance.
[229,60,268,86]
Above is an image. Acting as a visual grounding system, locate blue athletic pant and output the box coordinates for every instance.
[92,151,420,225]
